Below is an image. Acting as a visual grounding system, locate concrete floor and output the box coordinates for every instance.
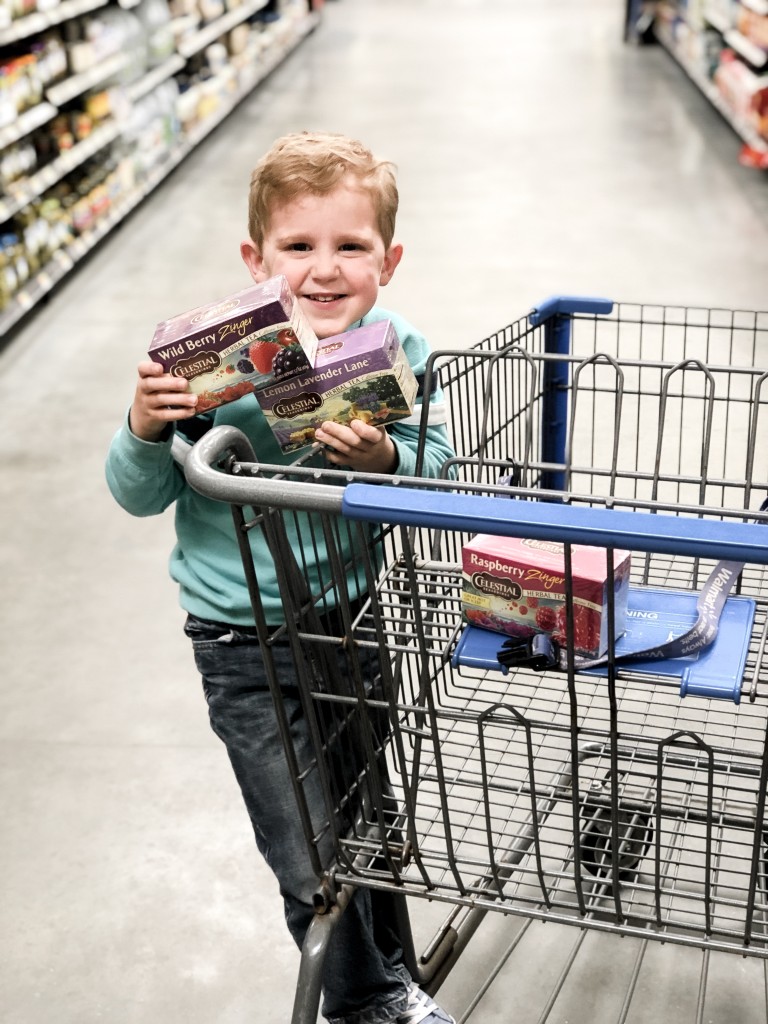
[2,1,768,1022]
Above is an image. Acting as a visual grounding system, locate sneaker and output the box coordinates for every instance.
[397,983,456,1024]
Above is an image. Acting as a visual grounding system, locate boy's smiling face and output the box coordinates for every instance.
[241,177,402,339]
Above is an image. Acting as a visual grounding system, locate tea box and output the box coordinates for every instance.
[461,534,631,658]
[255,319,418,453]
[148,275,318,412]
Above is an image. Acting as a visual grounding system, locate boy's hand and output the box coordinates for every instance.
[129,361,198,442]
[315,419,397,474]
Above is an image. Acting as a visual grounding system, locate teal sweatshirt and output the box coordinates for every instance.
[105,306,456,626]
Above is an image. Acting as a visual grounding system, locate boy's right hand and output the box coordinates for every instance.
[129,361,199,442]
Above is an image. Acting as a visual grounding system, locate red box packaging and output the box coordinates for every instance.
[461,535,631,658]
[148,275,319,413]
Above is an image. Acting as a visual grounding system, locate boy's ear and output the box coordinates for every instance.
[379,243,403,286]
[240,239,267,282]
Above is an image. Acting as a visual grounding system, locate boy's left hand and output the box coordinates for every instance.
[315,419,397,474]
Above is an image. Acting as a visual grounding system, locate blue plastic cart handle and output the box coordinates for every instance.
[527,296,614,493]
[341,485,768,565]
[528,295,614,326]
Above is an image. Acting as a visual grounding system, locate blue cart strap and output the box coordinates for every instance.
[498,495,768,678]
[498,557,742,675]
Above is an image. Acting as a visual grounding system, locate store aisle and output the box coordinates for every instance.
[1,2,767,1023]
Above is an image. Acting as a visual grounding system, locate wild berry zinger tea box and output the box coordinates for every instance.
[462,535,631,658]
[148,275,319,413]
[255,319,418,453]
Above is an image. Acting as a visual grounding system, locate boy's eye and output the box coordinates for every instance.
[285,242,311,252]
[339,242,365,252]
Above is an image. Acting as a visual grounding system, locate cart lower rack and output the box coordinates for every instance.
[182,297,768,1023]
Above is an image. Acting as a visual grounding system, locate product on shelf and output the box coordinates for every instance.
[62,9,139,74]
[197,0,224,24]
[704,0,735,29]
[714,48,768,135]
[652,0,768,156]
[752,80,768,136]
[115,11,150,86]
[135,0,176,67]
[2,0,60,22]
[0,231,29,296]
[0,149,136,309]
[737,7,768,51]
[0,36,66,129]
[0,138,37,191]
[122,78,182,175]
[33,32,68,85]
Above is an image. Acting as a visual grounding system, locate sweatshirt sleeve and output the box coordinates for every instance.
[389,415,455,480]
[364,309,456,480]
[105,411,186,517]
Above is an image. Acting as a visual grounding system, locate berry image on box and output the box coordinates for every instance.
[461,534,631,658]
[255,319,418,453]
[148,276,318,412]
[272,343,312,379]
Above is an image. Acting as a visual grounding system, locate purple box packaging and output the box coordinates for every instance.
[147,275,319,413]
[255,319,418,453]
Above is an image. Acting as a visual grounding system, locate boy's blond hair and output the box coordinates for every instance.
[247,131,399,248]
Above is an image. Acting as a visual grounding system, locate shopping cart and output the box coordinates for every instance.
[182,296,768,1023]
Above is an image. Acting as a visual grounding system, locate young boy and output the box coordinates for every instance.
[106,132,456,1024]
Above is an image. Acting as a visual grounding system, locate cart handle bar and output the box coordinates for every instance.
[342,487,768,564]
[185,427,768,564]
[184,425,349,512]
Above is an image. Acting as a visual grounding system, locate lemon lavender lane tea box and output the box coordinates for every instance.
[255,319,418,453]
[148,276,319,413]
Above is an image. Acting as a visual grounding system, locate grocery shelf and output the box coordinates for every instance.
[0,102,57,150]
[46,52,131,106]
[0,8,320,338]
[178,0,269,59]
[127,55,186,103]
[0,0,109,45]
[725,28,768,69]
[654,19,768,155]
[0,162,166,336]
[705,9,730,34]
[0,119,121,224]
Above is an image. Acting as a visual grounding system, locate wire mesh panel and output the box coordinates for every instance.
[423,299,768,511]
[183,298,768,1018]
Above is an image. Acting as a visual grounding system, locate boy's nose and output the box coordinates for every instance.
[310,248,340,280]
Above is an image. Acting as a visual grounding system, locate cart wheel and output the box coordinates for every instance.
[580,805,653,882]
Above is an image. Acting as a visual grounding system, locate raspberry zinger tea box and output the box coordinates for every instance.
[148,276,319,413]
[462,535,631,658]
[255,319,418,453]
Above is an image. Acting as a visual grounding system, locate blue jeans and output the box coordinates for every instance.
[184,614,410,1024]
